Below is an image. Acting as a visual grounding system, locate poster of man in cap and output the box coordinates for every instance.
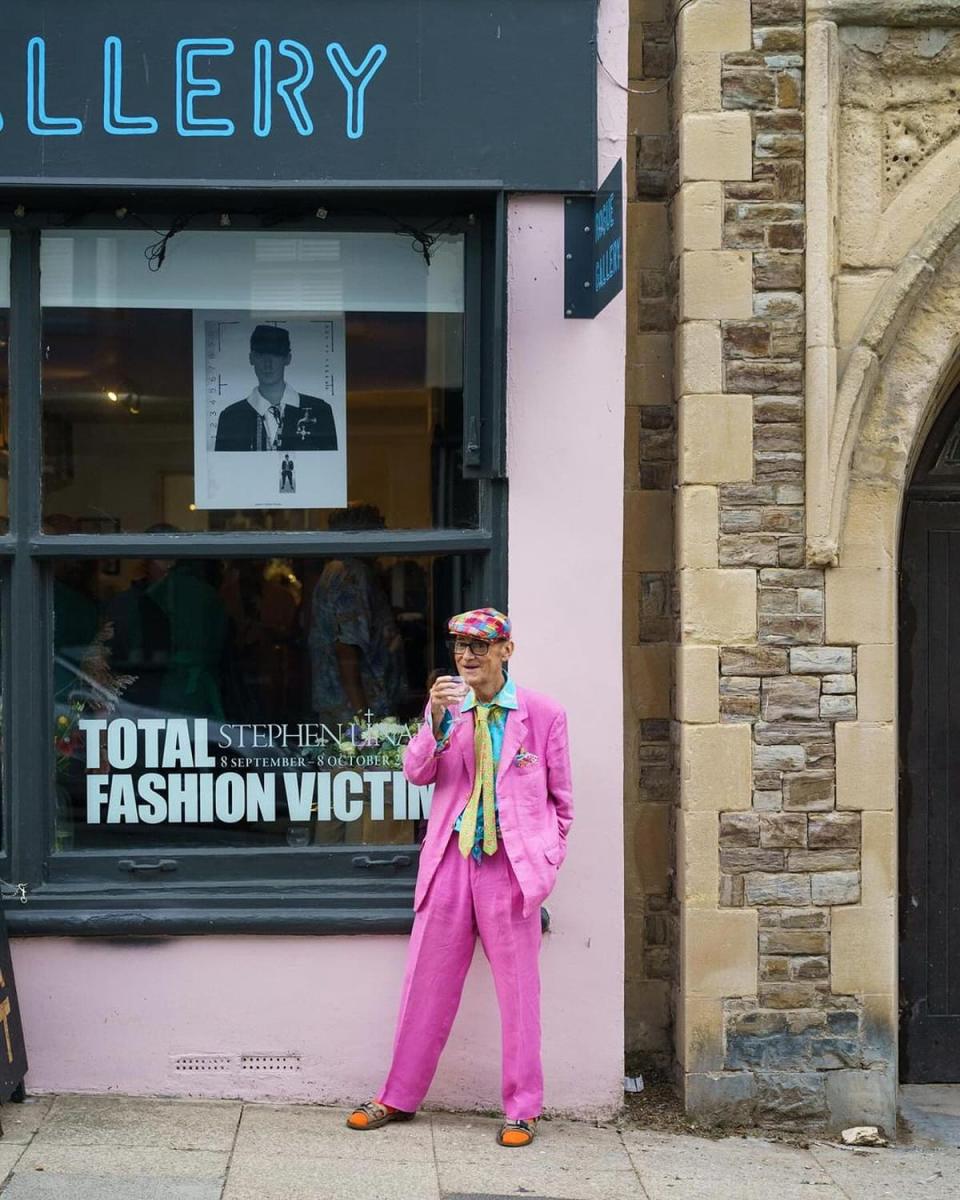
[192,313,347,509]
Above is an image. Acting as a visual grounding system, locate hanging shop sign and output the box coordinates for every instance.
[0,906,28,1108]
[0,0,597,191]
[564,160,624,319]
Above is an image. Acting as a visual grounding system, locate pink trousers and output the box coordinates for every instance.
[379,832,544,1120]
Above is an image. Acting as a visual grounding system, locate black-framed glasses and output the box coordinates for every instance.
[447,637,501,657]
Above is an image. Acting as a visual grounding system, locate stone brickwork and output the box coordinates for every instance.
[624,0,678,1071]
[668,0,897,1132]
[625,0,959,1130]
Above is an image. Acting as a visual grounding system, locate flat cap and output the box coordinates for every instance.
[447,607,511,641]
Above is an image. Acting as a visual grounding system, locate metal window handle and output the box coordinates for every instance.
[118,859,179,876]
[465,416,481,464]
[351,855,412,871]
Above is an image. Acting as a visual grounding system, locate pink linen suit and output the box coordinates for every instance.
[379,685,573,1120]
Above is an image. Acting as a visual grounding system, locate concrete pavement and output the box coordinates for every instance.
[0,1092,956,1199]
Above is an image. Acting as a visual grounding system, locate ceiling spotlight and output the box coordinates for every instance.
[106,390,120,403]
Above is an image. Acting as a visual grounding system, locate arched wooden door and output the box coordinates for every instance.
[900,391,960,1081]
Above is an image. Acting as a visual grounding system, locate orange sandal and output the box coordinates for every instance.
[497,1118,537,1147]
[346,1100,416,1130]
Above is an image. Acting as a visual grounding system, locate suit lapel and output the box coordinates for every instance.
[452,710,476,789]
[497,694,528,784]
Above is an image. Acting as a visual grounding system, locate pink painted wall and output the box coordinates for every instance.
[10,0,627,1118]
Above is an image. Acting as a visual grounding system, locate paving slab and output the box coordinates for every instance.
[0,1144,27,1183]
[16,1144,228,1179]
[0,1100,55,1146]
[437,1161,644,1200]
[32,1095,240,1151]
[622,1130,843,1200]
[900,1085,960,1148]
[223,1154,441,1200]
[810,1142,960,1200]
[234,1102,434,1163]
[0,1176,222,1200]
[431,1113,633,1170]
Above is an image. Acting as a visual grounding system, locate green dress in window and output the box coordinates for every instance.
[148,563,228,719]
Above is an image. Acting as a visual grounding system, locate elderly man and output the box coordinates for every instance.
[347,607,573,1147]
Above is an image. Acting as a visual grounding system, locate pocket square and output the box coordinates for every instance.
[515,748,539,767]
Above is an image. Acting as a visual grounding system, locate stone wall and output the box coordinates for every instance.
[671,0,896,1131]
[624,0,678,1070]
[626,0,957,1128]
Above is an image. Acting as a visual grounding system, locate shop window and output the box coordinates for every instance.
[0,580,4,857]
[40,230,475,532]
[52,553,456,857]
[0,234,8,867]
[0,232,9,532]
[0,209,505,932]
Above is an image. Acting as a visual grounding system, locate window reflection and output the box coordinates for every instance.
[308,506,408,725]
[40,230,476,532]
[53,550,472,852]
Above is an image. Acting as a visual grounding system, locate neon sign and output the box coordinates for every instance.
[13,36,387,141]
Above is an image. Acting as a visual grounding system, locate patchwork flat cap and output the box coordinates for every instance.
[447,607,512,641]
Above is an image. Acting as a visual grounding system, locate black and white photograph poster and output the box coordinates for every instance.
[192,313,347,509]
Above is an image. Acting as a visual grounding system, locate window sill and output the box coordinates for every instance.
[6,904,417,936]
[4,879,417,935]
[4,889,550,936]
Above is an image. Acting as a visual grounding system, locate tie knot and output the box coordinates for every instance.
[476,704,493,725]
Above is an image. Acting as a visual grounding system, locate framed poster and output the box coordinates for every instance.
[192,313,347,510]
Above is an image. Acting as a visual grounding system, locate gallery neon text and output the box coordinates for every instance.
[6,37,388,140]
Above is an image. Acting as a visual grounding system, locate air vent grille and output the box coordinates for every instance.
[172,1054,232,1073]
[240,1053,302,1072]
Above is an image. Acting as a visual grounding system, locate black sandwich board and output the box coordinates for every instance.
[0,903,28,1122]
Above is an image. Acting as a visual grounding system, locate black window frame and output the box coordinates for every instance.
[0,193,508,934]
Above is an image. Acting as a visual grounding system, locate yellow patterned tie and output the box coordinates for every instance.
[458,704,499,859]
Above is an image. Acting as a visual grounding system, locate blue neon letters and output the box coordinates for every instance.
[27,37,83,135]
[253,39,315,137]
[176,39,236,137]
[7,36,388,141]
[326,43,388,140]
[104,37,159,135]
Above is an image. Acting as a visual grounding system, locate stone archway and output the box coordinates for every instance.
[816,193,960,569]
[819,198,960,1115]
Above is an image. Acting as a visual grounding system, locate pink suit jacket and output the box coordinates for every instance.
[403,685,574,918]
